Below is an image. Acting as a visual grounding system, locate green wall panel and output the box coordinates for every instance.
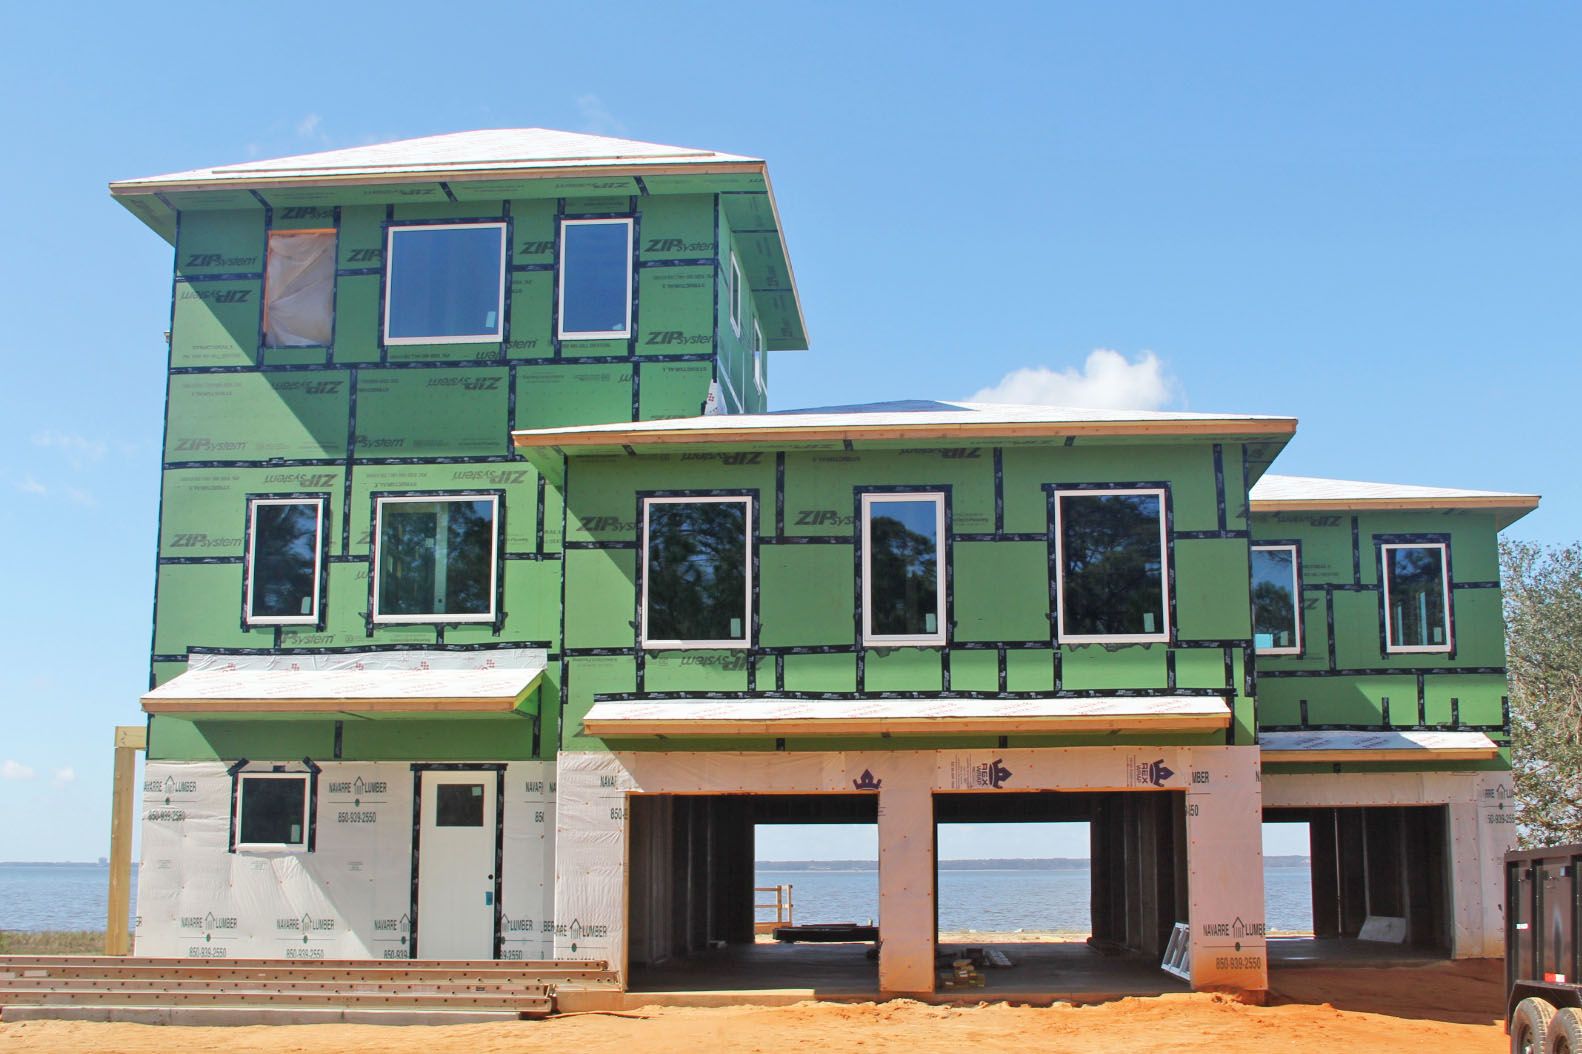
[636,267,714,354]
[950,650,999,691]
[506,272,554,359]
[783,653,857,693]
[1005,649,1056,692]
[864,649,942,692]
[953,541,1049,642]
[563,549,635,648]
[330,275,381,363]
[171,280,262,367]
[354,368,510,458]
[759,544,853,646]
[644,651,750,693]
[637,361,711,420]
[165,372,349,463]
[1060,645,1167,690]
[1174,538,1252,641]
[175,211,264,278]
[516,365,632,429]
[152,563,265,654]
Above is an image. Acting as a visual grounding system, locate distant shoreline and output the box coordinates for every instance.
[758,856,1310,871]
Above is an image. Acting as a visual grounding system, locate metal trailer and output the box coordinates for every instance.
[1507,845,1582,1054]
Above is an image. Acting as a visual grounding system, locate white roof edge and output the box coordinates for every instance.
[512,402,1297,440]
[112,129,761,191]
[1259,730,1500,752]
[1250,473,1539,505]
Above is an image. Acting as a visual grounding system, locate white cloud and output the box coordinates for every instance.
[2,760,35,781]
[576,94,626,137]
[30,430,107,470]
[967,349,1179,411]
[16,475,47,497]
[61,486,97,508]
[51,767,76,787]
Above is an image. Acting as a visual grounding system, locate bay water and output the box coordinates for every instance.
[0,860,1312,934]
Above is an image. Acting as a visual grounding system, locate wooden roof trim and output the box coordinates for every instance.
[1250,495,1540,514]
[513,417,1297,450]
[110,160,766,198]
[581,711,1229,737]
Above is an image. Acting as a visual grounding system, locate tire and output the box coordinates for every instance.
[1513,997,1556,1054]
[1547,1007,1582,1054]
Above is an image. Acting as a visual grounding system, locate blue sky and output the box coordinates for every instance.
[0,2,1575,862]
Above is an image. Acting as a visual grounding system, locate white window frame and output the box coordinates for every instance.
[244,497,326,626]
[1053,487,1172,645]
[1251,543,1302,656]
[861,492,947,646]
[728,252,743,336]
[752,319,765,394]
[641,495,753,650]
[1381,541,1452,654]
[557,217,634,340]
[382,222,508,346]
[234,772,312,853]
[371,494,500,624]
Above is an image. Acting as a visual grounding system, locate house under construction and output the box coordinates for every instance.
[107,129,1536,1000]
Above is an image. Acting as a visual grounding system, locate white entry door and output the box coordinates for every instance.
[416,772,497,959]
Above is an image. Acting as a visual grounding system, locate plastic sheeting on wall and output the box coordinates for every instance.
[263,231,335,348]
[137,759,555,959]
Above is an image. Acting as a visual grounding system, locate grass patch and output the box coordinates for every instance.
[0,930,105,954]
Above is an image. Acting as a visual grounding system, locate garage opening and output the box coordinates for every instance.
[1264,805,1451,963]
[626,793,879,994]
[934,791,1189,995]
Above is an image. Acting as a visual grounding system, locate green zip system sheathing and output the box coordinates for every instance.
[1251,507,1511,774]
[557,439,1261,755]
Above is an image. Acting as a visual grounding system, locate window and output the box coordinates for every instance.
[642,496,752,648]
[862,493,946,645]
[1054,489,1170,643]
[436,783,485,827]
[236,773,310,850]
[558,218,633,339]
[372,495,499,623]
[245,498,325,625]
[383,223,506,345]
[752,319,765,393]
[728,253,744,336]
[1381,542,1451,653]
[263,230,335,347]
[1251,544,1301,655]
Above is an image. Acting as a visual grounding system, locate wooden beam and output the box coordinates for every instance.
[583,712,1230,738]
[106,726,144,956]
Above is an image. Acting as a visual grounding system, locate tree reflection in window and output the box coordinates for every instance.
[645,500,748,643]
[376,498,496,619]
[1385,544,1448,649]
[1251,545,1299,652]
[866,497,941,638]
[1058,491,1166,638]
[249,500,321,621]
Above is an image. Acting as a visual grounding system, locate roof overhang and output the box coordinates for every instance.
[142,650,546,719]
[1249,494,1539,530]
[109,130,809,352]
[1259,730,1501,764]
[511,412,1297,483]
[581,696,1231,738]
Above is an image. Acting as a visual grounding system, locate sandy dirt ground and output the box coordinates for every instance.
[0,959,1508,1054]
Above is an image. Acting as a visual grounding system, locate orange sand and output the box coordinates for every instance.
[0,960,1507,1054]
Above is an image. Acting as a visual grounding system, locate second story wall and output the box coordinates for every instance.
[555,438,1264,754]
[1250,508,1508,755]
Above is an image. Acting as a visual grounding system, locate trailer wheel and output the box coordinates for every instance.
[1546,1007,1582,1054]
[1513,997,1556,1054]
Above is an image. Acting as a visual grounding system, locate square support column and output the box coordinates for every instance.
[1185,745,1267,992]
[877,753,935,996]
